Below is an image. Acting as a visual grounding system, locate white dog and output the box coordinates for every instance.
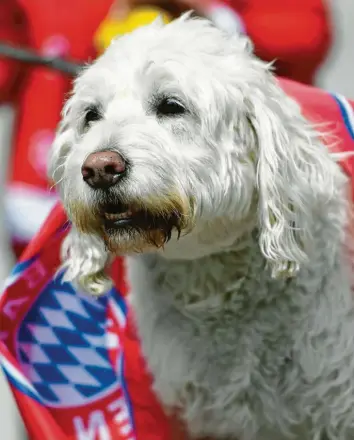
[49,14,354,440]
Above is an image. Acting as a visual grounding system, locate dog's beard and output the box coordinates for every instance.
[66,192,194,254]
[104,227,176,254]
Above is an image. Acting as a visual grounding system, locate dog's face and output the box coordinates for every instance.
[51,16,259,258]
[50,15,346,278]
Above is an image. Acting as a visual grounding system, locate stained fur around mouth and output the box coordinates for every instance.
[101,201,182,244]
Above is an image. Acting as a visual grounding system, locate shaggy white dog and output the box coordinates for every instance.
[49,14,354,440]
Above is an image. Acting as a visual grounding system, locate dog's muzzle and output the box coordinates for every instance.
[75,150,193,253]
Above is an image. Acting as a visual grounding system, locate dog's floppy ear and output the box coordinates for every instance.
[48,96,76,186]
[247,78,347,278]
[60,227,113,296]
[49,97,113,296]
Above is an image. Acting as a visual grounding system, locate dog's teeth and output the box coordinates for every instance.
[104,211,132,221]
[104,213,118,220]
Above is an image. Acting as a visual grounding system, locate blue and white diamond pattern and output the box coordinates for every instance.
[16,272,120,408]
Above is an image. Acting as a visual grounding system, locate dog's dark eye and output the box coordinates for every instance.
[156,97,186,117]
[84,107,101,128]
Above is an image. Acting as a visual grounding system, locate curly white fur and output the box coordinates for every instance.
[49,15,354,440]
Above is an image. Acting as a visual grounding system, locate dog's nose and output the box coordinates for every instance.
[81,151,126,189]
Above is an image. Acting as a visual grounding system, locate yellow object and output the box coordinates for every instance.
[94,6,173,54]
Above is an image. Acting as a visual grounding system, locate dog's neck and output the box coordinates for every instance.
[138,234,272,313]
[127,224,339,320]
[157,214,257,261]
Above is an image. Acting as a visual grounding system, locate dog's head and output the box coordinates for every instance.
[50,15,347,294]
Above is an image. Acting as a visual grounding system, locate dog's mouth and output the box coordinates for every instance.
[101,202,182,241]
